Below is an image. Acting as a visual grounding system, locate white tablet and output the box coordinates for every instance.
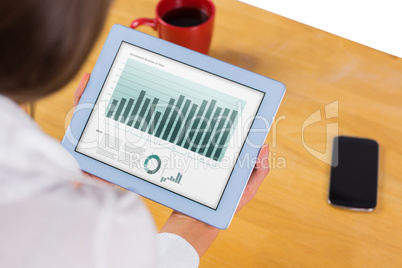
[62,24,285,229]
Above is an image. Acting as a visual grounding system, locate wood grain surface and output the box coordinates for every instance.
[34,0,402,267]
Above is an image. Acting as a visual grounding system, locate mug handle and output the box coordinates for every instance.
[130,18,157,30]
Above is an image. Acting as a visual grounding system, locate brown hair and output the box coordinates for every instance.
[0,0,112,103]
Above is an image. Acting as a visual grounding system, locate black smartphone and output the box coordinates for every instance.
[328,136,379,211]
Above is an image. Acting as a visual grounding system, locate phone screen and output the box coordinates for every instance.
[329,136,379,210]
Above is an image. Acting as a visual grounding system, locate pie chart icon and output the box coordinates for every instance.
[144,154,161,174]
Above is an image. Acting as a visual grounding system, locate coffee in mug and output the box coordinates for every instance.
[130,0,215,54]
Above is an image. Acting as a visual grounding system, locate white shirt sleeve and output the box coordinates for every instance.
[0,94,200,268]
[156,233,200,268]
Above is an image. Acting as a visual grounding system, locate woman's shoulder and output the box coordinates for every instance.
[0,95,83,197]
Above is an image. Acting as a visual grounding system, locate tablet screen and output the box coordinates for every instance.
[76,42,264,209]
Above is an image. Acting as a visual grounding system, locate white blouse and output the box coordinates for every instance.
[0,95,199,268]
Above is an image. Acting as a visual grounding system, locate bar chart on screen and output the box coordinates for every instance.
[160,172,183,184]
[104,58,246,162]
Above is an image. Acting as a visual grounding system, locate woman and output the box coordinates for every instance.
[0,0,270,267]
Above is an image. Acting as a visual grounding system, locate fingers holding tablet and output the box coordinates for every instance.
[73,73,91,107]
[237,144,270,212]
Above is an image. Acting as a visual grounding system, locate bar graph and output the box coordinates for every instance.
[160,172,183,184]
[105,58,245,162]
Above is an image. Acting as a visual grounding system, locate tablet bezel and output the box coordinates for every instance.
[62,24,285,229]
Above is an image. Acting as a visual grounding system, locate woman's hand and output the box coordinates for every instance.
[160,145,270,257]
[236,144,270,212]
[74,73,91,106]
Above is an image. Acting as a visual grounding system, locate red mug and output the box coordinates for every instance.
[130,0,215,54]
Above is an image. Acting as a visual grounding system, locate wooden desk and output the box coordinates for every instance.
[35,0,402,266]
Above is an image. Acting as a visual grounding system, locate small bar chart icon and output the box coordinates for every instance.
[105,58,245,162]
[160,172,183,184]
